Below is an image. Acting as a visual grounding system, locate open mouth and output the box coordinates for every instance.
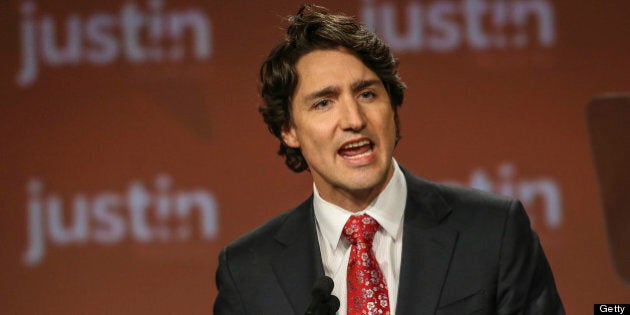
[338,139,374,159]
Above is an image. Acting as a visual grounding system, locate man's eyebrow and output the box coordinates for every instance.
[303,86,339,102]
[352,79,381,92]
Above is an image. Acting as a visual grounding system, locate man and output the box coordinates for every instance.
[214,5,564,315]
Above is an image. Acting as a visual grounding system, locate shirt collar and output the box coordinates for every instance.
[313,159,407,251]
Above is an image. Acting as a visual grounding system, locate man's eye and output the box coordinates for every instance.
[360,91,376,99]
[313,99,331,109]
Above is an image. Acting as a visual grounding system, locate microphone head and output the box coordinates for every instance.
[311,276,334,300]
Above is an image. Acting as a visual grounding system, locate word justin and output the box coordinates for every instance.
[23,175,219,266]
[16,0,212,87]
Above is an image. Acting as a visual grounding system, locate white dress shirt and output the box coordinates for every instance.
[313,159,407,315]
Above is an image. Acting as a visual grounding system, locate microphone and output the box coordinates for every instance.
[305,276,341,315]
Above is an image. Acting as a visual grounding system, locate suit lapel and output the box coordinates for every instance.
[396,169,459,315]
[271,197,325,314]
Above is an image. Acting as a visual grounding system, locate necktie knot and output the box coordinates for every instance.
[342,214,379,246]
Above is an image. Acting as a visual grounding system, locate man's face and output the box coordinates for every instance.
[281,49,397,210]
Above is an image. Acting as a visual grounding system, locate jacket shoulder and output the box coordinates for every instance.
[402,168,522,231]
[221,196,313,259]
[434,181,515,211]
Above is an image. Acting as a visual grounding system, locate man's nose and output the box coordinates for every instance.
[339,98,367,132]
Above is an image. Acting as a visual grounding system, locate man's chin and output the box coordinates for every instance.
[343,170,391,192]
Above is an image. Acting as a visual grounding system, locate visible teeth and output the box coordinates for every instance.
[347,149,372,159]
[342,140,371,149]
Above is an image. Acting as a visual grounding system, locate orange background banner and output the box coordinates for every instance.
[1,0,629,314]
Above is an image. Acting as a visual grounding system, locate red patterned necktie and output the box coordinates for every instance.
[343,214,390,315]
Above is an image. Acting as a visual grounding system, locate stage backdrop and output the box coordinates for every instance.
[1,0,629,314]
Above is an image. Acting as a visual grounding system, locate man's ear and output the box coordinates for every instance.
[281,124,300,148]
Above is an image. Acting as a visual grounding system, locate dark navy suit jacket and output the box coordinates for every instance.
[214,167,564,314]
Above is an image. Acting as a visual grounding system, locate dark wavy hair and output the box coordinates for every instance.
[259,4,406,172]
